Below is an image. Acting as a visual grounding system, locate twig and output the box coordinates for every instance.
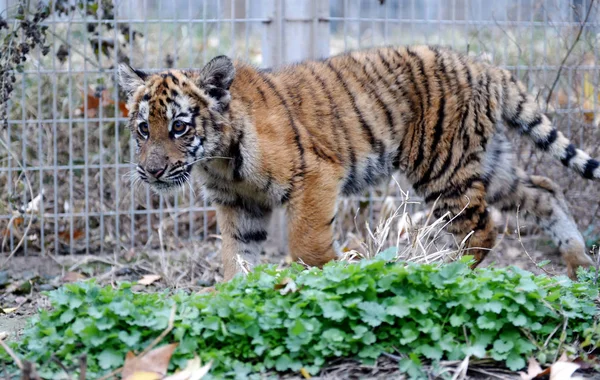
[554,316,569,363]
[51,355,72,380]
[468,367,512,380]
[0,338,22,370]
[139,304,177,356]
[78,355,87,380]
[544,0,595,111]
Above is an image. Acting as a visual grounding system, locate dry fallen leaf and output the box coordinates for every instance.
[274,277,298,295]
[122,343,179,380]
[58,229,85,243]
[61,271,86,283]
[138,275,162,286]
[550,360,583,380]
[164,356,212,380]
[78,87,129,118]
[520,357,548,380]
[125,372,162,380]
[300,368,312,379]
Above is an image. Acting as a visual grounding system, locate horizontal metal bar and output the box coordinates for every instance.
[4,17,271,24]
[325,17,600,27]
[5,117,128,124]
[0,207,216,220]
[0,163,134,172]
[12,65,600,76]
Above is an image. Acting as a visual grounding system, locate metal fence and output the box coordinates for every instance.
[1,0,599,257]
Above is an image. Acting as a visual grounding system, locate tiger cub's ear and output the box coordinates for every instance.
[197,55,236,112]
[118,63,147,96]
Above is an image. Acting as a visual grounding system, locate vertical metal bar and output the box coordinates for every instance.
[343,0,348,50]
[172,1,180,243]
[188,0,195,241]
[203,0,208,64]
[143,0,151,241]
[51,0,59,255]
[36,27,45,256]
[20,29,27,254]
[383,0,389,44]
[83,0,90,254]
[231,0,235,58]
[217,0,222,50]
[245,0,250,60]
[67,5,74,255]
[158,0,165,240]
[357,0,361,49]
[113,0,121,251]
[97,2,106,254]
[129,0,136,248]
[451,0,456,48]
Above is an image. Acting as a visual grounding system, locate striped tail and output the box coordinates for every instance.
[501,74,600,180]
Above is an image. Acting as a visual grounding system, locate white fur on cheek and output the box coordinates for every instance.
[138,101,149,120]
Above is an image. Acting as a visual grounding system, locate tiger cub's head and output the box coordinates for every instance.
[118,56,235,193]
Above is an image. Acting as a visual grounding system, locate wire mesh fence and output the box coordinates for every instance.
[1,0,599,257]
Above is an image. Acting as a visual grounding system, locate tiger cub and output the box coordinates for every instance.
[119,45,598,281]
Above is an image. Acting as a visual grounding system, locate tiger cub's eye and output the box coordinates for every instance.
[172,120,188,136]
[138,122,149,138]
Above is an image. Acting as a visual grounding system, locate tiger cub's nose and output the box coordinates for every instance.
[146,164,167,179]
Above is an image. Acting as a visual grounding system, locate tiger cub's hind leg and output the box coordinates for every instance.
[490,169,593,279]
[482,134,594,279]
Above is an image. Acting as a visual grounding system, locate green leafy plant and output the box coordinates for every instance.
[2,256,600,379]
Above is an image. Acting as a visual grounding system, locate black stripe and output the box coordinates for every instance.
[452,205,480,222]
[347,55,396,139]
[256,87,268,104]
[561,144,577,167]
[583,159,599,179]
[280,188,292,204]
[413,50,447,190]
[235,230,268,244]
[405,48,432,108]
[507,95,526,129]
[390,49,423,154]
[426,60,475,185]
[425,175,482,204]
[213,197,271,219]
[524,115,542,133]
[405,48,431,171]
[484,72,496,125]
[535,128,557,151]
[309,66,358,190]
[229,130,244,181]
[327,215,336,226]
[474,209,489,230]
[377,50,414,119]
[326,61,380,152]
[259,73,306,185]
[298,68,339,163]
